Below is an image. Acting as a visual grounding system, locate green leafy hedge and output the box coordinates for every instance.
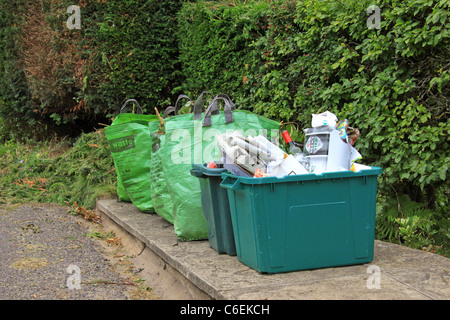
[177,0,268,98]
[85,0,182,115]
[177,0,449,254]
[178,0,449,205]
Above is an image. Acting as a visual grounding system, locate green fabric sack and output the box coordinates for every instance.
[160,94,280,241]
[105,99,158,212]
[148,93,214,225]
[149,121,174,224]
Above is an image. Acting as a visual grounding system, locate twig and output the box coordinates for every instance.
[82,279,137,286]
[154,107,165,126]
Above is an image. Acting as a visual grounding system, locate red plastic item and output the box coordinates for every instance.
[207,161,217,169]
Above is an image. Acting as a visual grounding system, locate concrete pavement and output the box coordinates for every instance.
[96,199,450,300]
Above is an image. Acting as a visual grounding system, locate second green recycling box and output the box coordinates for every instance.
[191,163,236,256]
[220,167,382,274]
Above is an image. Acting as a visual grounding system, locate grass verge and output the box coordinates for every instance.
[0,129,118,210]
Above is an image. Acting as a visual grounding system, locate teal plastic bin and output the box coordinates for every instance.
[220,167,382,273]
[191,163,236,255]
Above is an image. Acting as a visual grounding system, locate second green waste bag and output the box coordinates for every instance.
[160,94,280,241]
[148,93,197,225]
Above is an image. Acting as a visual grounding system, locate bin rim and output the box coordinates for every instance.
[191,163,228,177]
[221,166,382,186]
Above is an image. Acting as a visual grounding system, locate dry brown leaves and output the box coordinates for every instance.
[107,236,121,246]
[15,177,48,191]
[73,201,102,224]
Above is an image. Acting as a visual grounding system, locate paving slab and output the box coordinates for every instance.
[96,199,450,300]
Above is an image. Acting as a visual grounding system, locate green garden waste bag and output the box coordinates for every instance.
[149,121,174,224]
[148,92,213,225]
[105,99,158,212]
[160,94,280,241]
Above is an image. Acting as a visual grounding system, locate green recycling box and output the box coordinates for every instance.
[191,163,236,255]
[220,167,382,274]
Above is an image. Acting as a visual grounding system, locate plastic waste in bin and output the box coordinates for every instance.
[220,167,382,273]
[191,163,236,255]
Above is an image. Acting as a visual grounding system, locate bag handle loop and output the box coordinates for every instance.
[193,91,218,120]
[203,94,235,127]
[163,91,220,118]
[120,99,143,114]
[214,93,236,111]
[174,94,192,115]
[162,106,176,117]
[163,94,191,117]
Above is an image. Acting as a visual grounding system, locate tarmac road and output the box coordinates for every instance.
[0,203,156,300]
